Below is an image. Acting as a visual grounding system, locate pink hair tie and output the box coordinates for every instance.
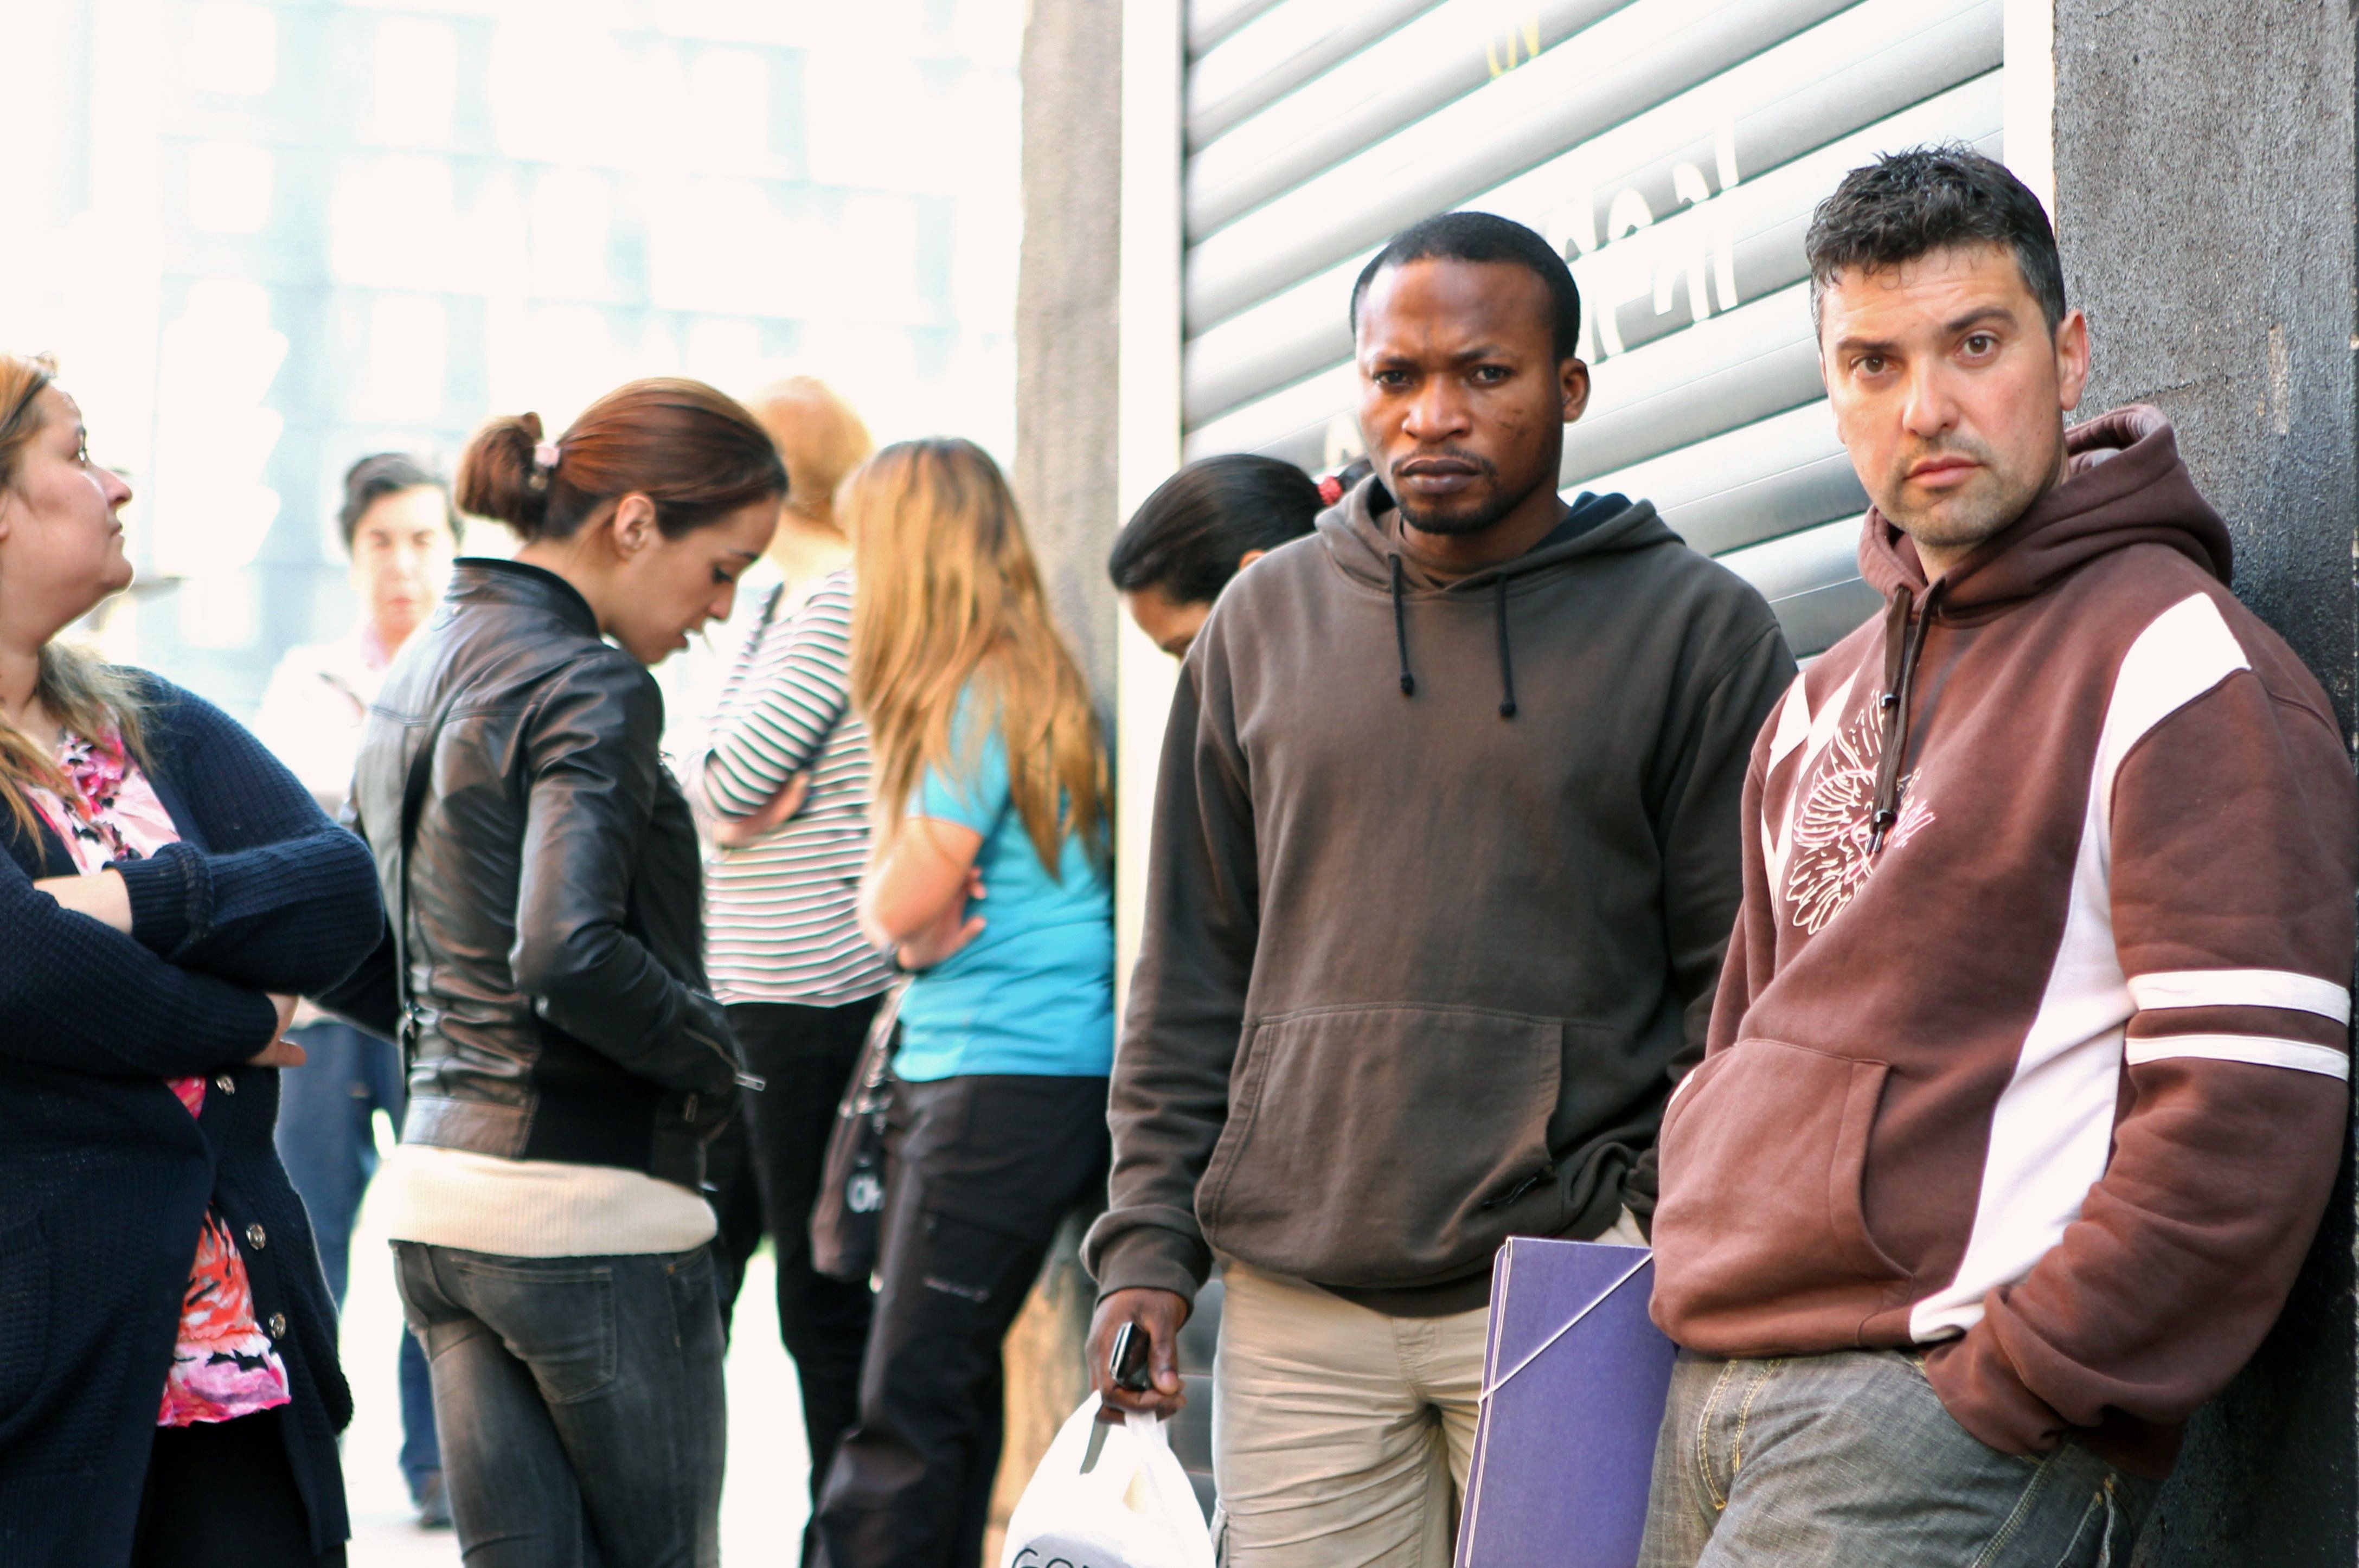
[1317,474,1345,507]
[533,440,561,471]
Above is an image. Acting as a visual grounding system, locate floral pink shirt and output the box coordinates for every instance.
[29,733,293,1428]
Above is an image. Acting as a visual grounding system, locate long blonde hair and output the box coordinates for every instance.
[0,352,150,842]
[847,439,1108,873]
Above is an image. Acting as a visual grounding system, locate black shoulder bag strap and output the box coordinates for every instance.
[392,702,455,1063]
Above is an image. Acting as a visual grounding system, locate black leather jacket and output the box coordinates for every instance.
[324,558,739,1190]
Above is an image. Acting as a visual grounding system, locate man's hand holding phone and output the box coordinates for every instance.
[1087,1287,1190,1422]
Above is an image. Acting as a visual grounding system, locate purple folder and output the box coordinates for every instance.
[1455,1238,1677,1568]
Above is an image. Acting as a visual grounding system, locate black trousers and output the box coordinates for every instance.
[132,1409,346,1568]
[719,997,886,1530]
[813,1072,1111,1568]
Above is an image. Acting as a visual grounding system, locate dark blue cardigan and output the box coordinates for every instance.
[0,674,383,1565]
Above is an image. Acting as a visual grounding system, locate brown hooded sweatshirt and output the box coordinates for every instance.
[1087,479,1794,1314]
[1649,406,2358,1477]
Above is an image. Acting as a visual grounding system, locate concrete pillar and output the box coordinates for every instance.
[988,2,1127,1560]
[1011,0,1125,702]
[2051,1,2358,1561]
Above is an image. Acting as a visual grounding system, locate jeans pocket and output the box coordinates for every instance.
[664,1246,726,1354]
[447,1253,619,1405]
[390,1241,440,1337]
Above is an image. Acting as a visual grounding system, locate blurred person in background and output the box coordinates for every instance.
[687,378,891,1553]
[691,376,876,1318]
[0,352,382,1565]
[658,375,877,783]
[747,376,875,599]
[814,439,1114,1568]
[1108,452,1325,659]
[257,455,458,804]
[320,380,783,1568]
[253,452,457,1527]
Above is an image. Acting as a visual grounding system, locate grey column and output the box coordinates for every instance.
[991,0,1126,1551]
[2053,2,2357,1563]
[1014,0,1125,704]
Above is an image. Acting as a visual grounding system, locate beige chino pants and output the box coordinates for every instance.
[1211,1260,1485,1567]
[1210,1214,1649,1567]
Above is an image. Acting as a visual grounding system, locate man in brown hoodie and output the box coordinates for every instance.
[1088,212,1794,1566]
[1642,148,2359,1566]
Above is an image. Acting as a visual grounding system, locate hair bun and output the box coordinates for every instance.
[456,412,553,536]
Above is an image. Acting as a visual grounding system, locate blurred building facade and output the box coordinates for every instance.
[0,0,1023,717]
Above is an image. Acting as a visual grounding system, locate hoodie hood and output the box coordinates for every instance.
[1319,474,1674,715]
[1858,404,2232,611]
[1853,405,2233,858]
[1322,474,1672,593]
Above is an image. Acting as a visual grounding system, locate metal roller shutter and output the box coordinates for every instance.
[1178,0,2006,656]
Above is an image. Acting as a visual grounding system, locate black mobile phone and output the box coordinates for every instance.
[1109,1320,1154,1393]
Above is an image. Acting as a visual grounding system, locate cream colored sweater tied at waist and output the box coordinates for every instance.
[373,1142,717,1258]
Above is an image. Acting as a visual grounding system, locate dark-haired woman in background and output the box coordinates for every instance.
[322,380,783,1567]
[0,352,382,1566]
[254,452,459,1526]
[1106,452,1324,659]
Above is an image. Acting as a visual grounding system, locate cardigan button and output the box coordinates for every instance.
[268,1313,287,1337]
[245,1223,267,1250]
[214,1075,235,1094]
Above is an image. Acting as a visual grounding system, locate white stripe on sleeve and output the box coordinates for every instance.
[2127,968,2352,1023]
[2124,1034,2351,1079]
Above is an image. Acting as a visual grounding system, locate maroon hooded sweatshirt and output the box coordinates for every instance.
[1649,406,2358,1477]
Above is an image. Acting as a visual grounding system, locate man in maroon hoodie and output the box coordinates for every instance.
[1642,147,2358,1565]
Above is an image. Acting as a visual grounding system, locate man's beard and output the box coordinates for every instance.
[1392,454,1528,536]
[1881,433,2047,554]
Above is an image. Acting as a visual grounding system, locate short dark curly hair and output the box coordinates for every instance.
[1805,145,2065,335]
[1351,210,1584,363]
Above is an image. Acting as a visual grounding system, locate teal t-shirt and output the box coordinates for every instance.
[893,691,1114,1081]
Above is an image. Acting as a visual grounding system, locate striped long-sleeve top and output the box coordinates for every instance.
[697,568,895,1006]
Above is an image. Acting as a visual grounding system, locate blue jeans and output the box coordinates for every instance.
[273,1019,440,1493]
[1640,1349,2158,1567]
[393,1242,728,1568]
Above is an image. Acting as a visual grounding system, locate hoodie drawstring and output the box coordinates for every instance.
[1386,555,1521,718]
[1389,554,1416,696]
[1493,577,1518,718]
[1867,579,1944,854]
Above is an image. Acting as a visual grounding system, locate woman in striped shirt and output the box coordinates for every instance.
[691,377,890,1547]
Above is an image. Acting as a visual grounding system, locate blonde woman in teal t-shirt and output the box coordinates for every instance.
[820,437,1113,1568]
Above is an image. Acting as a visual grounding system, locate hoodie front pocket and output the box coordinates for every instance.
[1197,1004,1562,1287]
[1650,1037,1907,1347]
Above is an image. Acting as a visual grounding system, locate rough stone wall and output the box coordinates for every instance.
[2052,1,2358,1562]
[1012,0,1125,702]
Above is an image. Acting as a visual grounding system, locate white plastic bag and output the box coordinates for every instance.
[998,1394,1215,1568]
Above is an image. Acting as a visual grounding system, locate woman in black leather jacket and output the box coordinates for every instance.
[324,378,784,1567]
